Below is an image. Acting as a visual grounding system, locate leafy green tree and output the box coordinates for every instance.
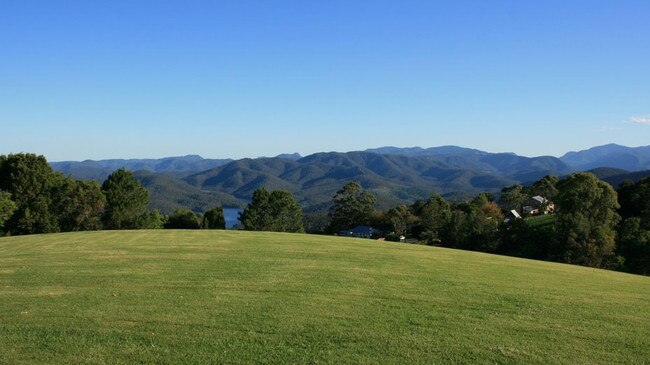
[240,188,304,232]
[499,215,557,260]
[616,177,650,275]
[101,168,149,229]
[442,194,501,252]
[0,191,17,234]
[498,184,528,212]
[415,194,451,244]
[617,217,650,275]
[0,153,61,234]
[530,175,559,200]
[328,182,376,232]
[165,208,200,229]
[56,179,106,231]
[303,212,329,234]
[554,172,620,267]
[617,177,650,228]
[142,210,166,229]
[202,206,226,229]
[385,204,416,237]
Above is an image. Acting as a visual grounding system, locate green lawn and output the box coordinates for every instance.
[1,230,648,364]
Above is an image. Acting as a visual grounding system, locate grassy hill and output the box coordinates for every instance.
[1,231,648,364]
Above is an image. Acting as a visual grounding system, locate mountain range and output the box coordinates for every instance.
[49,144,650,214]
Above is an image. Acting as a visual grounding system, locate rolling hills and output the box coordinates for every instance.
[1,230,648,364]
[182,151,573,210]
[49,144,650,213]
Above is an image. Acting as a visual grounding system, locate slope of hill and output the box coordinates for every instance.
[1,230,648,364]
[560,143,650,171]
[134,170,244,214]
[599,169,650,189]
[586,167,630,179]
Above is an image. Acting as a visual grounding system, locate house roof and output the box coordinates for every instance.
[508,210,521,219]
[532,196,547,204]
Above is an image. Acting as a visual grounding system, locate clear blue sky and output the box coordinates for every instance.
[1,0,649,161]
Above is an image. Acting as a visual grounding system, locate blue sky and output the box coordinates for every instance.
[1,1,649,161]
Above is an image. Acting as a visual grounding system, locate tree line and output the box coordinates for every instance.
[0,153,226,234]
[2,153,648,276]
[241,175,647,276]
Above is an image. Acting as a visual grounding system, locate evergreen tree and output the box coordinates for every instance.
[56,179,106,231]
[385,204,415,237]
[239,188,272,231]
[267,190,304,232]
[328,182,376,232]
[101,168,149,229]
[239,188,304,232]
[415,193,451,244]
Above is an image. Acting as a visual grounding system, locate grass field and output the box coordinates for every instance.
[1,230,649,364]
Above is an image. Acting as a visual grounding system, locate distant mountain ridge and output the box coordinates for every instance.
[181,150,573,211]
[560,143,650,171]
[364,145,491,156]
[48,144,650,213]
[51,155,233,181]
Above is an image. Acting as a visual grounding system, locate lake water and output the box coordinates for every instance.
[223,208,243,229]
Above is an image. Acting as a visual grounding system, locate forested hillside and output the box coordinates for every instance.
[50,144,650,213]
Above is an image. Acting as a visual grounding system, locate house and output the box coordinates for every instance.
[337,225,381,239]
[503,210,522,223]
[524,195,555,215]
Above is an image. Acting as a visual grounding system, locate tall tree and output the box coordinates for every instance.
[202,206,226,229]
[101,168,149,229]
[617,217,650,275]
[385,204,415,237]
[554,172,620,267]
[267,190,304,232]
[328,182,376,232]
[239,188,272,231]
[0,153,61,234]
[616,177,650,275]
[240,188,304,232]
[56,179,106,231]
[415,193,451,244]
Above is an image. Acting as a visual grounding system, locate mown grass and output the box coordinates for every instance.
[1,230,648,364]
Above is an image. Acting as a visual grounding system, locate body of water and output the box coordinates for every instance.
[223,208,243,229]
